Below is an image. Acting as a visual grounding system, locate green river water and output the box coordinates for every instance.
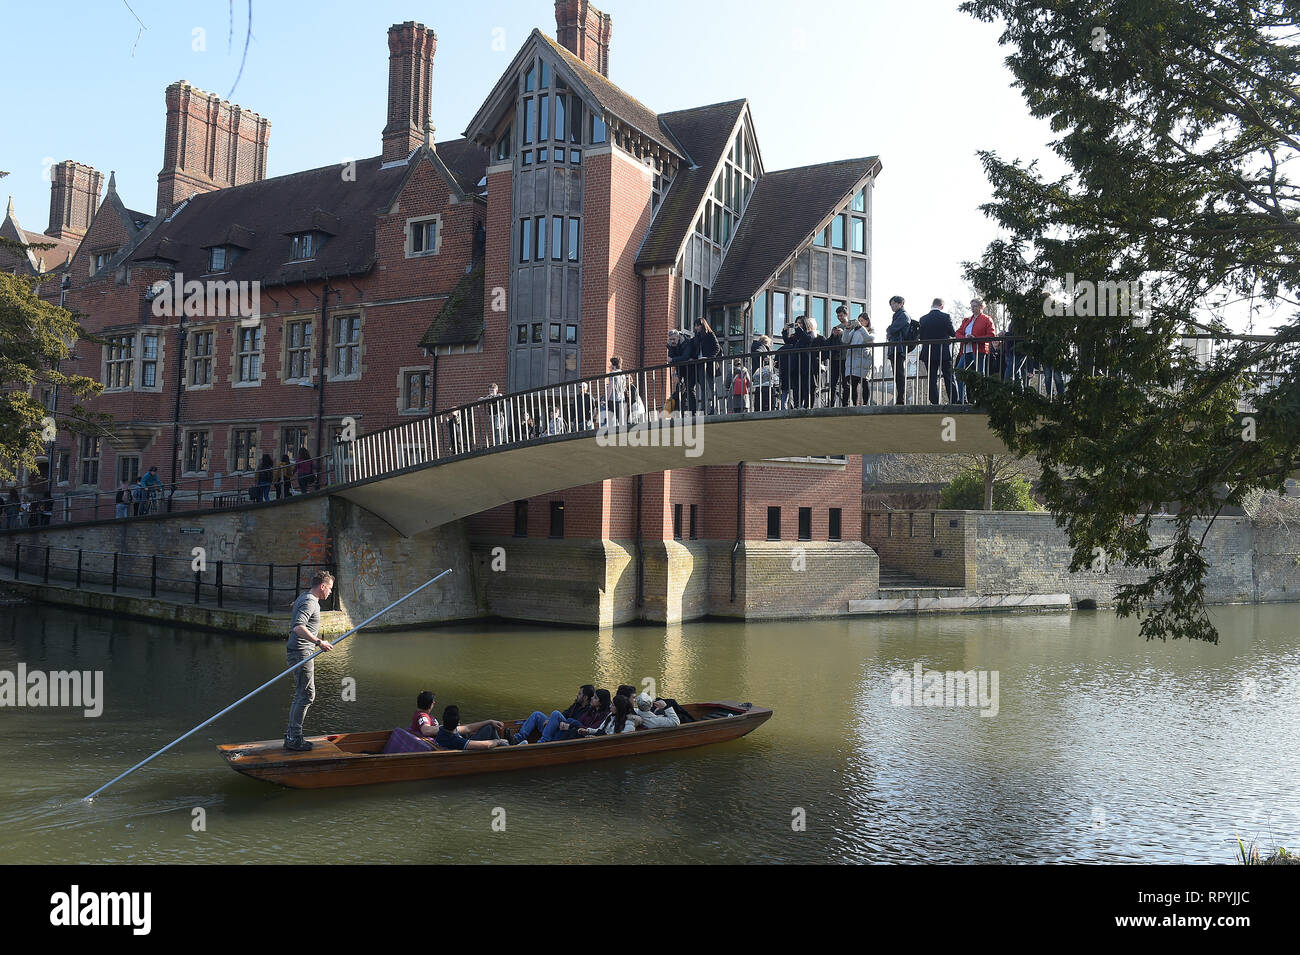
[0,602,1296,864]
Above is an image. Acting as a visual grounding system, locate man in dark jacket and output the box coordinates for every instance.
[775,326,798,410]
[917,298,957,404]
[885,295,915,406]
[791,318,820,408]
[690,319,720,414]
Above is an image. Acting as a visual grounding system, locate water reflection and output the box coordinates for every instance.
[0,604,1295,864]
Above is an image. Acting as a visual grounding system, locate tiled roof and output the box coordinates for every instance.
[436,138,491,193]
[128,156,405,285]
[536,32,677,154]
[636,99,747,268]
[420,259,485,347]
[708,156,881,305]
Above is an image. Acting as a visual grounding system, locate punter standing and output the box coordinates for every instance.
[284,570,334,751]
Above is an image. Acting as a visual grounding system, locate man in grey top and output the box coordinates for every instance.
[284,570,335,751]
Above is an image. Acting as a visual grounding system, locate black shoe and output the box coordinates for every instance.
[284,737,314,751]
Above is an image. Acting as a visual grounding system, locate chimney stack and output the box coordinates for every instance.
[46,161,103,239]
[156,81,270,217]
[382,21,437,163]
[555,0,612,77]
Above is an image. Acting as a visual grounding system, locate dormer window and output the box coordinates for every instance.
[209,246,228,272]
[91,249,116,275]
[290,232,320,261]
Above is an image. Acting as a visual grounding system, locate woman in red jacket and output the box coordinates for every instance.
[955,298,996,403]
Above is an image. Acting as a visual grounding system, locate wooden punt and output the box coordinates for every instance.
[217,701,772,789]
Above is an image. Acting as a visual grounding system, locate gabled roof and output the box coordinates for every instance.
[435,138,491,193]
[636,99,748,267]
[465,30,680,157]
[708,156,881,305]
[535,32,676,154]
[420,259,485,347]
[123,143,482,288]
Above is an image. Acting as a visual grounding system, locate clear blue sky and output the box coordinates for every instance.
[4,0,1270,331]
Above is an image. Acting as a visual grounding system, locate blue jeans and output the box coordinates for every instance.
[540,710,583,742]
[285,648,315,741]
[513,710,548,744]
[955,352,985,403]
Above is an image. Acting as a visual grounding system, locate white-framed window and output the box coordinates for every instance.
[189,329,214,386]
[406,215,441,256]
[285,320,313,380]
[290,233,319,261]
[105,335,134,389]
[333,315,361,378]
[237,326,262,383]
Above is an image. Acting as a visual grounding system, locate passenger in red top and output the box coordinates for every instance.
[411,690,439,738]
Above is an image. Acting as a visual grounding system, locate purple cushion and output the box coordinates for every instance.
[382,727,434,754]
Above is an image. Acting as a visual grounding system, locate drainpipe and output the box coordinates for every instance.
[731,461,744,602]
[167,306,187,510]
[314,281,330,464]
[635,272,646,611]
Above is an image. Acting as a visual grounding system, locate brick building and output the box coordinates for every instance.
[7,1,884,622]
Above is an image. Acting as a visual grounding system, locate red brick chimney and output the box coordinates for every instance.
[555,0,612,77]
[156,81,270,217]
[46,161,103,239]
[382,21,437,163]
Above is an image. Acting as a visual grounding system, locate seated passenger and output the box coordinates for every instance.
[585,693,637,736]
[631,693,682,729]
[410,690,440,739]
[569,689,613,739]
[433,705,511,750]
[537,684,599,742]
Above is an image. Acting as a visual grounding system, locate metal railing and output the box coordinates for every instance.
[0,446,341,531]
[0,540,337,613]
[339,332,1287,483]
[1,333,1286,527]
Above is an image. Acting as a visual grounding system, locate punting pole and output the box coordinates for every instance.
[82,569,453,802]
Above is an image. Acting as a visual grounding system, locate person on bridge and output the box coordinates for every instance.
[275,453,294,499]
[885,296,917,406]
[548,405,567,435]
[255,454,275,503]
[754,356,777,411]
[569,381,597,432]
[691,318,720,415]
[842,308,873,406]
[918,299,957,404]
[792,316,821,408]
[115,479,132,519]
[955,299,996,403]
[605,357,629,427]
[295,447,318,493]
[776,326,798,410]
[728,358,752,413]
[284,570,334,751]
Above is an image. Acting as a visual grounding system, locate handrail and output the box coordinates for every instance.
[0,332,1285,531]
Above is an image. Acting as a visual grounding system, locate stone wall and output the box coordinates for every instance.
[863,508,1300,605]
[863,510,972,587]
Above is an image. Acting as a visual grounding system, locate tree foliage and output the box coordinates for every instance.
[941,469,1038,510]
[0,173,104,485]
[960,0,1300,641]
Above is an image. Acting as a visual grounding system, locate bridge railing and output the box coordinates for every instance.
[341,336,1027,482]
[340,332,1286,483]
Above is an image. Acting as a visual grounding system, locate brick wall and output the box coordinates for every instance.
[864,509,973,587]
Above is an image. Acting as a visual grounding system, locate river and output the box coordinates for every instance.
[0,603,1295,864]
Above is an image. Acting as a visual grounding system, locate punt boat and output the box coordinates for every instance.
[218,700,771,788]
